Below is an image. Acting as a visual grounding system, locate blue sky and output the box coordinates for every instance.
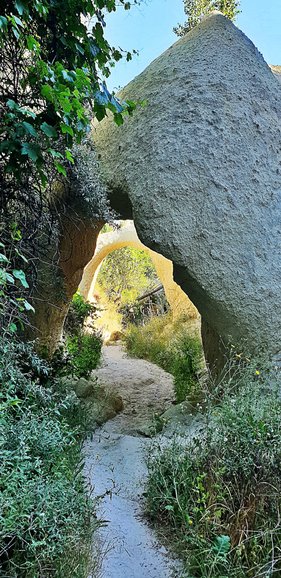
[105,0,280,91]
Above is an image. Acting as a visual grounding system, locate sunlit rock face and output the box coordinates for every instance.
[93,14,281,367]
[271,65,281,84]
[79,221,198,320]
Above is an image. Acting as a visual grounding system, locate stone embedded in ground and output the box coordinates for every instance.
[75,377,96,398]
[93,14,281,365]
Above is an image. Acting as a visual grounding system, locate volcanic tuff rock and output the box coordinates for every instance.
[93,14,281,365]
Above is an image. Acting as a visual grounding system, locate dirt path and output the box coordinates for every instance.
[84,345,183,578]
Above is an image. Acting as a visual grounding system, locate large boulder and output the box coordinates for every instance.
[93,14,281,367]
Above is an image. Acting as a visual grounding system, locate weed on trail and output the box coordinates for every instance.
[146,360,281,578]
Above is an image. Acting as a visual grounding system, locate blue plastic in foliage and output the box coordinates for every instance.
[110,95,124,113]
[94,90,109,106]
[94,83,124,113]
[90,43,100,57]
[212,535,231,557]
[101,83,111,98]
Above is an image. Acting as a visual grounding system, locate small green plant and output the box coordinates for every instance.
[66,332,102,378]
[65,292,97,335]
[172,332,203,402]
[0,235,34,334]
[64,293,102,378]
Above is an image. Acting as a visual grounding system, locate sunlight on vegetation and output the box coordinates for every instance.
[125,314,203,403]
[94,246,168,337]
[98,247,159,305]
[146,358,281,577]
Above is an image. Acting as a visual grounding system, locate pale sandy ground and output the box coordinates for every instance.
[83,345,185,578]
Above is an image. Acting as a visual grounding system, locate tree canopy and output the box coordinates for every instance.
[175,0,240,36]
[0,0,138,187]
[98,247,158,305]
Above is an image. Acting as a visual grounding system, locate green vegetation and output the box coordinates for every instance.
[64,291,98,338]
[0,0,140,341]
[0,0,128,565]
[0,240,101,576]
[96,246,168,330]
[66,333,102,378]
[0,0,138,188]
[146,359,281,577]
[176,0,241,35]
[125,314,203,402]
[0,336,98,577]
[98,247,159,306]
[126,314,281,576]
[64,292,102,378]
[0,232,34,332]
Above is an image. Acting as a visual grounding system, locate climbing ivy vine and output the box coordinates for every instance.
[0,0,138,185]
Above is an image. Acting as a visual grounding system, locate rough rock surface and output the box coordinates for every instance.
[93,14,281,364]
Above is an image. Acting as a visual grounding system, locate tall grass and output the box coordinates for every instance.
[146,359,281,577]
[125,314,203,402]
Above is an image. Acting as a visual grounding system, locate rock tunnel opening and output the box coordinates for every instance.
[78,220,200,343]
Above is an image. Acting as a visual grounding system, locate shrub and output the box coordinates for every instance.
[98,246,159,306]
[125,315,174,369]
[66,332,102,378]
[125,314,203,402]
[171,332,203,403]
[146,363,281,577]
[0,336,98,577]
[64,292,97,336]
[63,292,102,378]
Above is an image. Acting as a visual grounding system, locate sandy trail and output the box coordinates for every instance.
[84,345,183,578]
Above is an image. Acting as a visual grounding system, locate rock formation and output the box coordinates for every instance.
[92,14,281,367]
[79,221,198,320]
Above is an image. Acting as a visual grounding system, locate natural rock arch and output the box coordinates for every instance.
[79,221,198,320]
[32,14,281,372]
[92,13,281,367]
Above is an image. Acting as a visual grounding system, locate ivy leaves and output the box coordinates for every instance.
[0,0,139,184]
[0,239,35,335]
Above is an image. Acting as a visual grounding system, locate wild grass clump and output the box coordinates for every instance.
[0,336,98,578]
[125,314,203,402]
[146,361,281,577]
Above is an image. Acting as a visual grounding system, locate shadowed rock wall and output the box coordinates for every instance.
[92,14,281,366]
